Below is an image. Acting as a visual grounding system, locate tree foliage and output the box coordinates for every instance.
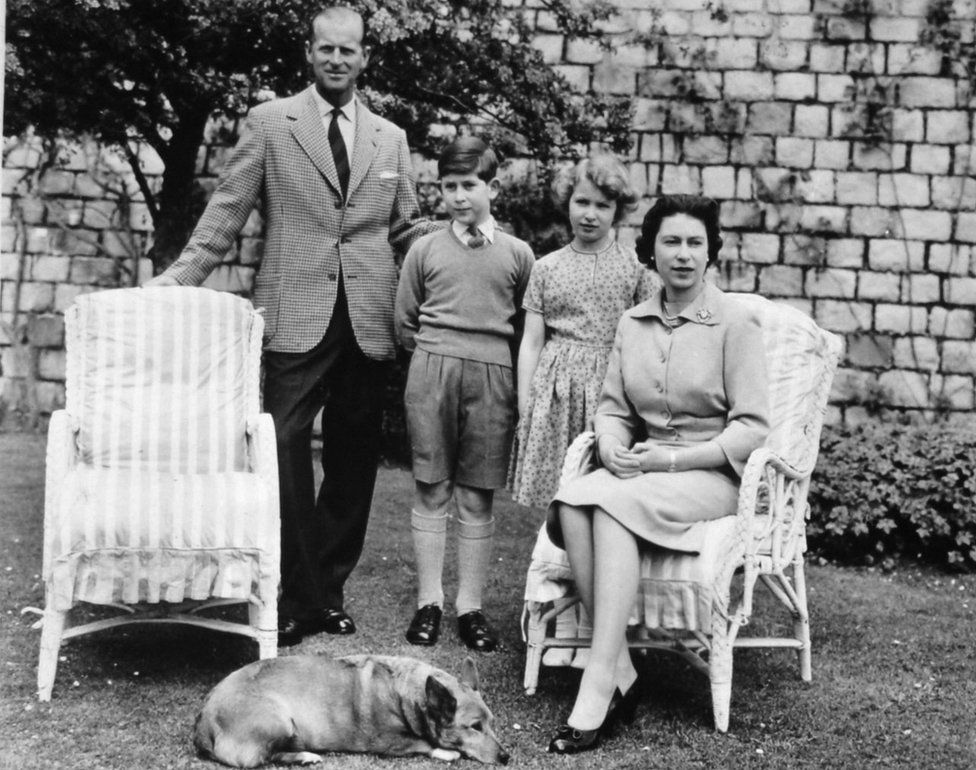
[5,0,633,269]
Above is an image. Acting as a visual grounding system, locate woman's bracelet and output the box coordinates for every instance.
[667,450,677,473]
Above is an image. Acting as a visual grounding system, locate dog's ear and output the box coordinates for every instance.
[425,675,457,723]
[459,657,480,691]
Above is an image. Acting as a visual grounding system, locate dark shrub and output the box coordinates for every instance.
[809,421,976,571]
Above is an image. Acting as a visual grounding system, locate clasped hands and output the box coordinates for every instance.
[597,435,671,479]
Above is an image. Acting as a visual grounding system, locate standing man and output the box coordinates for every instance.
[147,5,436,645]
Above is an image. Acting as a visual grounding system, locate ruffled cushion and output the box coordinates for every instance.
[524,526,573,603]
[47,467,276,610]
[638,517,738,631]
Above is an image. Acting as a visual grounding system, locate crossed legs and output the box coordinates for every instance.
[559,503,641,730]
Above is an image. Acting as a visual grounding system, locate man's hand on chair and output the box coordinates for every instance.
[143,274,180,287]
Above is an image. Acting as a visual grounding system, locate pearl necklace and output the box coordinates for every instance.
[663,299,690,319]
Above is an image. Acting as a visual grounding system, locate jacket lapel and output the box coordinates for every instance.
[348,101,379,199]
[289,86,343,196]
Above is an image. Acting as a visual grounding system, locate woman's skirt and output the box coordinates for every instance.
[546,466,739,553]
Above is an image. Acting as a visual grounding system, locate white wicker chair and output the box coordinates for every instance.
[521,294,842,732]
[33,287,280,701]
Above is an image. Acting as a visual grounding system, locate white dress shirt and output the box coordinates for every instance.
[311,89,356,161]
[452,217,496,245]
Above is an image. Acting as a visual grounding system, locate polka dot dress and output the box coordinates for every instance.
[509,242,658,508]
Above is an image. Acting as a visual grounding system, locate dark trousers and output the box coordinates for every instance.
[263,287,387,617]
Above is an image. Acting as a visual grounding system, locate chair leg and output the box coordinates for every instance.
[248,600,278,659]
[793,558,812,682]
[709,622,734,733]
[523,602,546,695]
[37,606,66,702]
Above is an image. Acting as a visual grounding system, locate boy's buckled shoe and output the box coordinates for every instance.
[406,604,442,645]
[457,610,498,652]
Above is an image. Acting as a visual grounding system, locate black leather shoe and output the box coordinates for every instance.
[276,615,305,647]
[457,610,498,652]
[319,608,356,635]
[547,724,601,754]
[277,608,355,646]
[405,604,442,646]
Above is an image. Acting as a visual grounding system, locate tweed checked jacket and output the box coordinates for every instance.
[166,86,436,357]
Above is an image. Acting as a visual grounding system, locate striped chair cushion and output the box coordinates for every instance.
[67,288,261,474]
[48,467,276,610]
[637,517,737,631]
[524,524,574,603]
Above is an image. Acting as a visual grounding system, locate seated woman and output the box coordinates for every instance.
[545,194,770,754]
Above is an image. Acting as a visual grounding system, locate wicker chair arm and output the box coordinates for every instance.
[729,445,814,622]
[557,431,598,487]
[736,446,809,554]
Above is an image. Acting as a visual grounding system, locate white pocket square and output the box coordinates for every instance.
[379,171,399,180]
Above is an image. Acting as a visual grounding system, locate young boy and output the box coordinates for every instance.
[394,136,534,651]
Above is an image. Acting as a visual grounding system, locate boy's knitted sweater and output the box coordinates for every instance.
[395,225,534,366]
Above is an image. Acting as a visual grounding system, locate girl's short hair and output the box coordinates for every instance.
[554,154,638,223]
[634,194,724,268]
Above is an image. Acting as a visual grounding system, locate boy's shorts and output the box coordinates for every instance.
[404,349,515,489]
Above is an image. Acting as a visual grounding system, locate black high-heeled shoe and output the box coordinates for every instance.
[607,678,641,727]
[547,724,601,754]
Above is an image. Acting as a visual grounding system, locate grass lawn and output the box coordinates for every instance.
[2,431,975,769]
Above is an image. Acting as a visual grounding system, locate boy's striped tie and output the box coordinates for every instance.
[467,224,486,248]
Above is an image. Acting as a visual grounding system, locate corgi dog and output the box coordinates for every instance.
[194,654,509,767]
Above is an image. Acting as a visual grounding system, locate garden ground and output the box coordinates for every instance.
[1,432,974,769]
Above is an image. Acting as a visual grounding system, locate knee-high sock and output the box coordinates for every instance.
[455,518,495,616]
[411,509,448,609]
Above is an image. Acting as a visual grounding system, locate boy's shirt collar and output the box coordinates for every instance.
[452,217,496,245]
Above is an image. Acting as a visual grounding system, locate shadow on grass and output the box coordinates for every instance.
[2,432,975,768]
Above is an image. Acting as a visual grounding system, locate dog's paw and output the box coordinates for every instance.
[270,750,325,765]
[430,748,462,762]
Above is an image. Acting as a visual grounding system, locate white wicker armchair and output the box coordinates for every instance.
[521,294,842,732]
[33,287,280,701]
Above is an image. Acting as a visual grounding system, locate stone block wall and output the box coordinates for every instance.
[2,0,975,428]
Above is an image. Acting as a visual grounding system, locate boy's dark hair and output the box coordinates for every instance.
[437,136,499,181]
[635,194,724,269]
[306,5,369,47]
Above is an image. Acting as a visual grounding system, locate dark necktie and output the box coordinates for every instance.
[467,224,486,248]
[328,109,350,199]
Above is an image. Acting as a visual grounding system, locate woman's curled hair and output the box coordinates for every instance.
[634,194,723,268]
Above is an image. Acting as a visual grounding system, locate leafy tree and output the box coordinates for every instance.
[5,0,633,270]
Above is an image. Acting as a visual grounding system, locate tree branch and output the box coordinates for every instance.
[118,135,160,227]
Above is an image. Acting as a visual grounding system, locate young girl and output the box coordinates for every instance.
[510,154,656,509]
[510,154,657,666]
